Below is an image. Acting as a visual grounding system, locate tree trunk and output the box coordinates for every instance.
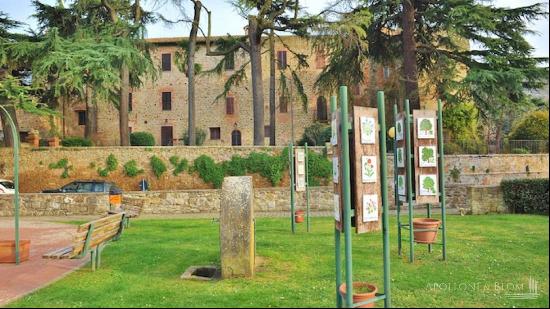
[187,0,201,146]
[119,64,130,146]
[268,29,276,146]
[0,100,20,147]
[401,0,421,110]
[85,85,97,140]
[248,17,265,146]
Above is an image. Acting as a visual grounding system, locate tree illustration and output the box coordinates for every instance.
[422,176,436,194]
[398,176,404,191]
[420,119,433,135]
[397,121,402,135]
[397,148,403,164]
[421,147,435,163]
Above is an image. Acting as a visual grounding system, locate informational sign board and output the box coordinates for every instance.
[294,148,306,192]
[395,113,407,202]
[332,110,343,232]
[413,110,440,205]
[351,106,381,233]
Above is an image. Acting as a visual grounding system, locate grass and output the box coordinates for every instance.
[7,215,549,308]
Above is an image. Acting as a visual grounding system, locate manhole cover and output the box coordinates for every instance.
[181,265,220,281]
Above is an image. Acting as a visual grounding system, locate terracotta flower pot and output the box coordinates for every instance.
[413,218,441,244]
[0,240,31,263]
[48,136,60,147]
[27,134,40,147]
[339,282,378,308]
[294,210,305,223]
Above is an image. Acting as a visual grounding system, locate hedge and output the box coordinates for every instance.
[130,132,155,146]
[61,137,93,147]
[501,178,549,215]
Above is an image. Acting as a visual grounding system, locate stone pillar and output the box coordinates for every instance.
[220,176,255,279]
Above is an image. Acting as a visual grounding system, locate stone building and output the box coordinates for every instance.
[3,35,438,146]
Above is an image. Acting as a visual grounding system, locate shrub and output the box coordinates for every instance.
[223,155,247,176]
[192,155,224,188]
[48,158,72,178]
[169,156,189,176]
[97,154,118,177]
[501,178,549,215]
[150,156,167,179]
[123,160,144,177]
[306,150,332,186]
[297,123,331,146]
[511,147,530,154]
[508,110,549,141]
[130,132,155,146]
[61,137,93,147]
[246,152,286,186]
[182,128,207,146]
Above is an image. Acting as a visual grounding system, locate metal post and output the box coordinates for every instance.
[331,95,343,308]
[339,86,353,308]
[404,99,415,263]
[377,91,392,308]
[305,142,310,232]
[427,203,432,253]
[0,105,20,265]
[289,142,296,234]
[437,99,448,260]
[393,104,401,257]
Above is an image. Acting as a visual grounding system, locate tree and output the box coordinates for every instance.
[202,0,317,145]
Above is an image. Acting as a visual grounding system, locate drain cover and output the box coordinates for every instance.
[181,265,220,281]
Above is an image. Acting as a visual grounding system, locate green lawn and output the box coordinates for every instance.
[7,215,549,308]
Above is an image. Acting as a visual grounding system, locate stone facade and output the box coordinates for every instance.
[2,36,438,146]
[465,185,507,215]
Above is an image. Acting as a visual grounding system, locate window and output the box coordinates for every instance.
[161,53,171,71]
[264,125,271,138]
[210,127,221,140]
[383,67,391,80]
[161,126,173,146]
[162,92,172,110]
[315,50,326,69]
[279,95,288,113]
[225,52,235,70]
[277,50,287,70]
[231,130,241,146]
[316,96,328,122]
[77,111,86,126]
[129,127,132,134]
[226,97,235,115]
[352,85,361,96]
[128,93,133,112]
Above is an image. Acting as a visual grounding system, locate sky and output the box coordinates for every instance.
[1,0,548,57]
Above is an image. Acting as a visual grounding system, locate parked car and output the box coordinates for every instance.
[42,180,122,194]
[0,179,15,194]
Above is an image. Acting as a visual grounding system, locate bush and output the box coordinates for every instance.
[192,155,224,188]
[297,123,331,146]
[501,178,549,215]
[223,155,248,176]
[307,150,332,186]
[508,110,549,141]
[123,160,144,177]
[150,156,167,179]
[169,156,188,176]
[97,154,118,177]
[182,128,207,146]
[511,147,530,154]
[130,132,155,146]
[246,152,286,186]
[61,137,93,147]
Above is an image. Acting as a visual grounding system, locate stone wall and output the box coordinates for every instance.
[465,185,508,215]
[0,147,547,194]
[0,187,334,217]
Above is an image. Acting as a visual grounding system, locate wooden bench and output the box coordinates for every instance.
[43,213,126,271]
[109,203,142,228]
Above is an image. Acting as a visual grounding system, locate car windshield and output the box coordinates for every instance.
[93,183,105,192]
[77,182,94,192]
[62,182,80,192]
[0,181,14,189]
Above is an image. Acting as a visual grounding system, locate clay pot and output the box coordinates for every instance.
[413,218,441,244]
[294,210,305,223]
[48,136,60,147]
[27,134,40,147]
[339,282,378,308]
[0,240,31,263]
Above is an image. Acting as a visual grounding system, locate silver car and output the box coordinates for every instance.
[0,179,14,194]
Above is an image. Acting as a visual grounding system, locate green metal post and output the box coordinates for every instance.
[331,95,342,308]
[427,203,432,253]
[289,142,296,234]
[437,99,448,260]
[393,104,401,257]
[404,99,415,263]
[377,91,392,308]
[305,142,310,232]
[340,86,353,308]
[0,105,20,265]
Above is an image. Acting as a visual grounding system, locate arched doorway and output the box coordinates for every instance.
[316,96,328,122]
[231,130,242,146]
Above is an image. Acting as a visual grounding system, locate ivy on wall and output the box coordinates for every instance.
[48,158,73,179]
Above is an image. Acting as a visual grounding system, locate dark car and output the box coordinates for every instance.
[42,180,122,194]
